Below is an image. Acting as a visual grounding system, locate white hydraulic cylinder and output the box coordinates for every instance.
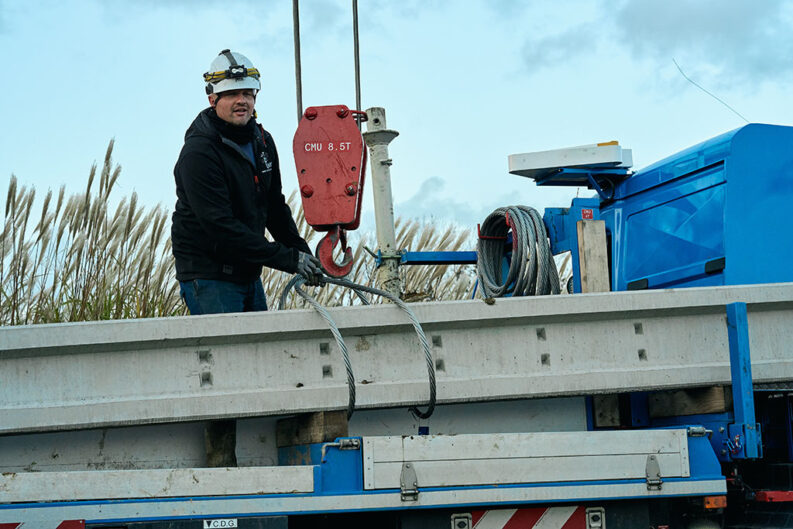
[362,107,401,296]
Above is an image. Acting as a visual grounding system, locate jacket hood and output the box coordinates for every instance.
[184,108,221,142]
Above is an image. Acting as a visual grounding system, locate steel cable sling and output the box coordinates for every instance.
[477,205,561,298]
[279,276,436,420]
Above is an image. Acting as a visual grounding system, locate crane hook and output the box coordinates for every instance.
[316,225,354,277]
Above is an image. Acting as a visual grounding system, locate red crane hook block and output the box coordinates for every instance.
[316,226,353,278]
[293,105,368,277]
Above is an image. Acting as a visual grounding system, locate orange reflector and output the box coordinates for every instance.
[704,495,727,509]
[596,140,619,146]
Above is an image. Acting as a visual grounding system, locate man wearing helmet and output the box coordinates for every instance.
[172,49,321,316]
[172,50,322,466]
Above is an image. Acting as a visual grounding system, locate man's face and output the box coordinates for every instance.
[210,89,256,126]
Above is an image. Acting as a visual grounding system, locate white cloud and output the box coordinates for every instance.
[614,0,793,85]
[518,0,793,87]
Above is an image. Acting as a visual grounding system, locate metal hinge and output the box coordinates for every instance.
[645,454,663,491]
[400,462,419,501]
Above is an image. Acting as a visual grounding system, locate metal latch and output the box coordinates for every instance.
[586,507,606,529]
[450,513,472,529]
[320,438,361,462]
[687,426,713,438]
[645,454,663,490]
[400,462,419,501]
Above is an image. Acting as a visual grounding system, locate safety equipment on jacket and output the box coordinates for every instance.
[297,251,324,286]
[204,49,261,95]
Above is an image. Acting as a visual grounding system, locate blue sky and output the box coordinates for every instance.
[3,0,793,231]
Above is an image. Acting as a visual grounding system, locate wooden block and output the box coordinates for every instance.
[649,386,732,418]
[577,220,610,293]
[276,411,349,447]
[593,394,621,427]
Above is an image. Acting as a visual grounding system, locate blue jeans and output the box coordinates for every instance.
[179,279,268,315]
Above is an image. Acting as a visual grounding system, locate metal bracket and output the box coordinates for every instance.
[450,513,472,529]
[726,302,762,459]
[400,462,419,501]
[586,507,606,529]
[320,438,360,463]
[645,454,663,491]
[374,249,404,267]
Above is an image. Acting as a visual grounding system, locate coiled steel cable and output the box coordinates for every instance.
[476,205,561,298]
[279,275,436,420]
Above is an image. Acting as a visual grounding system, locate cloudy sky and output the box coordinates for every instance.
[3,0,793,232]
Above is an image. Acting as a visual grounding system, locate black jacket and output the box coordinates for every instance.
[171,108,310,282]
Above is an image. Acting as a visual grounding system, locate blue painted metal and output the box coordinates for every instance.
[584,396,595,431]
[399,251,477,265]
[651,412,734,463]
[278,442,323,466]
[629,393,650,427]
[544,197,600,293]
[594,124,793,291]
[534,166,631,190]
[726,302,762,459]
[317,437,364,493]
[686,433,726,479]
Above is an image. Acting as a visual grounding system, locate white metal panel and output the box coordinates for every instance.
[1,283,792,434]
[372,454,684,488]
[0,479,726,525]
[387,430,686,460]
[363,430,689,490]
[508,143,631,180]
[0,466,314,503]
[0,399,587,473]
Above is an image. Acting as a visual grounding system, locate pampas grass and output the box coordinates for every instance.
[2,141,575,324]
[1,141,182,325]
[269,211,476,309]
[2,141,484,324]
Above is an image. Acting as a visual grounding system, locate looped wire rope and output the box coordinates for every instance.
[476,205,561,298]
[279,275,436,420]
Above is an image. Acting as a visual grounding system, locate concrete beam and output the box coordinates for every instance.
[2,283,792,433]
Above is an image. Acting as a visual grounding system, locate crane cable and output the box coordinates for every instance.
[477,205,561,298]
[279,275,436,421]
[292,0,363,126]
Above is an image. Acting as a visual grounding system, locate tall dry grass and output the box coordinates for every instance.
[270,213,476,308]
[1,141,181,325]
[2,141,481,324]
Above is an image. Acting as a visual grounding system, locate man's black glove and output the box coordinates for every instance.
[297,251,323,286]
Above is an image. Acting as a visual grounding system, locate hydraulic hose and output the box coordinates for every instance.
[476,205,561,298]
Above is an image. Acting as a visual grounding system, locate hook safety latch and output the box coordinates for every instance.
[316,225,353,277]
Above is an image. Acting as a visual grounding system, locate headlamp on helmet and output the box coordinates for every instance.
[204,49,262,95]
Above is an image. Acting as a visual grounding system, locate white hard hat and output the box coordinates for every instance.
[203,49,261,95]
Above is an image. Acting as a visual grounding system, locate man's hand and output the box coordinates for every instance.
[297,251,324,286]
